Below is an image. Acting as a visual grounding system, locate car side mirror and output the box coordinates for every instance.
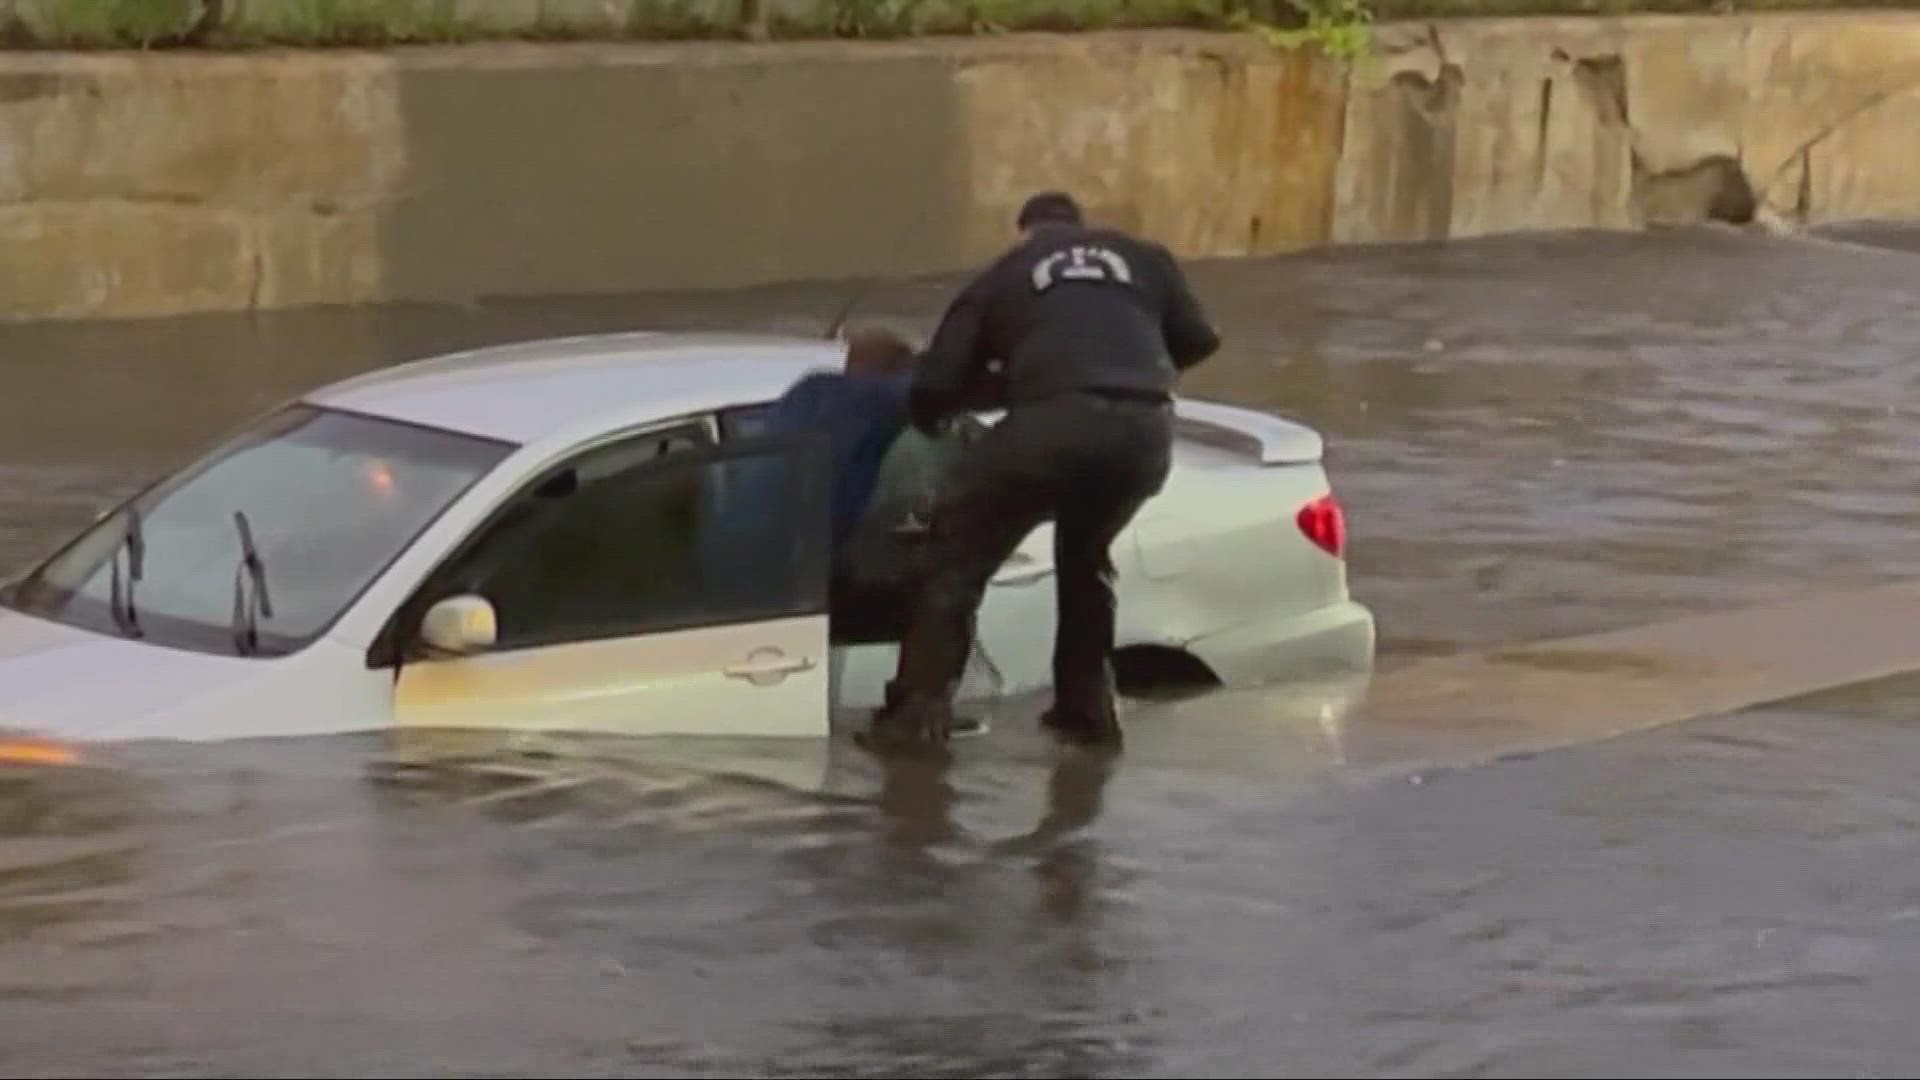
[419,594,497,657]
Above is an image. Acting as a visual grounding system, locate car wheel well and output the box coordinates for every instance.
[1112,644,1220,700]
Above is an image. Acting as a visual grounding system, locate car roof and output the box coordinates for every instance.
[307,331,846,444]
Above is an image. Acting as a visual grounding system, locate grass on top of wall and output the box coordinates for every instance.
[2,0,1914,50]
[1372,0,1920,13]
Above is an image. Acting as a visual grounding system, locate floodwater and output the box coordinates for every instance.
[2,223,1920,1076]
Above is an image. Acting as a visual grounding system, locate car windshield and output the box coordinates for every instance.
[4,404,513,658]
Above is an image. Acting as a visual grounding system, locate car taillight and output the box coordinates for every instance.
[1297,494,1347,559]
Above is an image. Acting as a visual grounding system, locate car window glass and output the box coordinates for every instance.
[719,404,773,441]
[438,435,829,652]
[7,405,509,657]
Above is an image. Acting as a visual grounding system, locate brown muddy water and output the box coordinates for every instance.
[2,224,1920,1076]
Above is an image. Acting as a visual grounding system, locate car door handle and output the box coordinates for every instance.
[724,651,817,679]
[993,551,1055,586]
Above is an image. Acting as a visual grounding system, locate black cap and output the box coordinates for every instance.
[1016,191,1084,230]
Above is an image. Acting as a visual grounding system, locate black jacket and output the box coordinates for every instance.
[908,223,1221,432]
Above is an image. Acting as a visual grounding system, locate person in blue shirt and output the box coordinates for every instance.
[761,328,916,550]
[698,328,916,616]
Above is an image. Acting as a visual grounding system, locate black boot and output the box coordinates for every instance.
[1039,702,1123,750]
[859,684,956,755]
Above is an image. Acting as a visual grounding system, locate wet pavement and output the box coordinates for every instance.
[2,222,1920,1075]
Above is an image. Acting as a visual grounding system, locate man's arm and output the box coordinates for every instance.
[908,270,995,434]
[1155,244,1221,370]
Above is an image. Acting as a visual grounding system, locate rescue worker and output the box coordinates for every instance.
[864,190,1221,752]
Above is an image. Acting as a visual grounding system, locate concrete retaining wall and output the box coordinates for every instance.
[4,14,1920,322]
[1337,14,1920,244]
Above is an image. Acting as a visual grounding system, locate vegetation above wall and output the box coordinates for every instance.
[4,0,1915,57]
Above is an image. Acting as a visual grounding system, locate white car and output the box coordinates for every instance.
[0,331,1375,758]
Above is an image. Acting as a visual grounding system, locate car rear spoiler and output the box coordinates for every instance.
[1172,399,1324,465]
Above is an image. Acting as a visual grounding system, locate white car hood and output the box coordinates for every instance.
[0,608,265,743]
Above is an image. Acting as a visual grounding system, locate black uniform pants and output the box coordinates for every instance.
[887,390,1174,732]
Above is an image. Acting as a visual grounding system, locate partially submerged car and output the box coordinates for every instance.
[0,332,1375,755]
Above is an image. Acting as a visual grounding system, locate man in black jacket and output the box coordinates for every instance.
[863,191,1222,753]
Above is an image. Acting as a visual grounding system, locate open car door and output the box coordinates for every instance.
[388,431,836,742]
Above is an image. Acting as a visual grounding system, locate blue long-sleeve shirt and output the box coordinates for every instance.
[762,369,911,547]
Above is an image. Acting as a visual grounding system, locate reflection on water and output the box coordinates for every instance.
[0,224,1919,1074]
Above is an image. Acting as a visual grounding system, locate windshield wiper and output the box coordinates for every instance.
[108,505,145,639]
[229,511,274,657]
